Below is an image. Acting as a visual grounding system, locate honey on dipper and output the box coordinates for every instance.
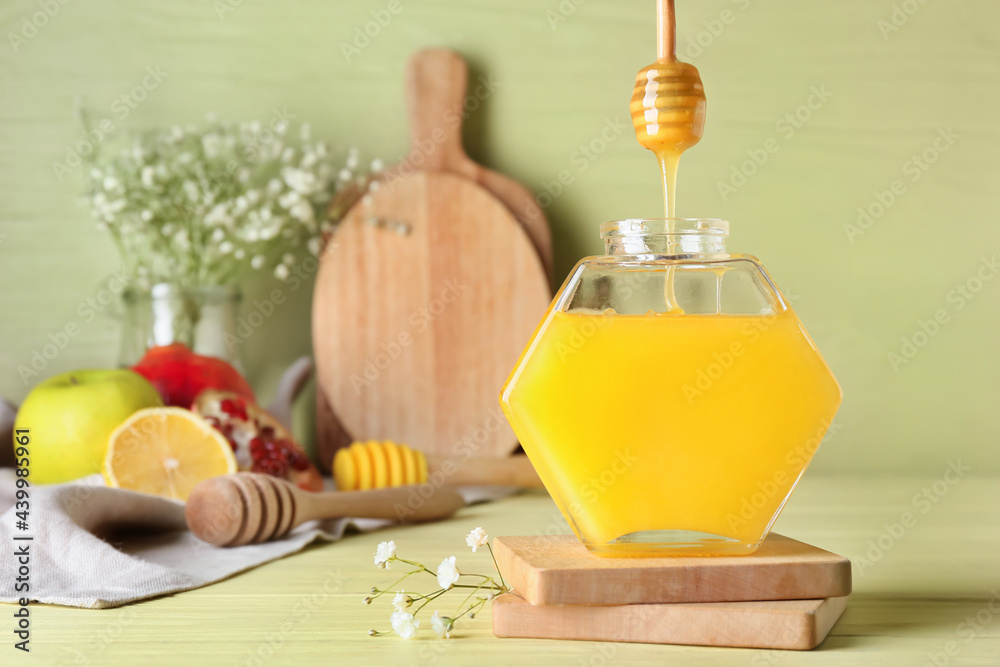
[630,0,706,219]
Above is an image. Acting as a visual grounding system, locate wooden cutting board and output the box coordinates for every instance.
[404,49,554,285]
[493,594,848,650]
[313,53,551,464]
[493,534,852,606]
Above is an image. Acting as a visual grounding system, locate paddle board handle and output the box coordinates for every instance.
[406,48,469,171]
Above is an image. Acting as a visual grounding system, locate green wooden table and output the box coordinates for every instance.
[10,474,1000,666]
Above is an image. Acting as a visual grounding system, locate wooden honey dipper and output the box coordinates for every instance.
[630,0,707,219]
[333,440,544,491]
[185,472,465,547]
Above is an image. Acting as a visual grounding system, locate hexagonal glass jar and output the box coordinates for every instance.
[500,219,841,556]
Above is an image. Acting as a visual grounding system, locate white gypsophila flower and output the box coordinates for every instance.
[392,592,411,613]
[374,540,396,567]
[205,204,232,227]
[211,228,225,242]
[282,253,295,265]
[369,180,381,192]
[161,223,175,237]
[436,556,460,589]
[234,249,245,260]
[183,181,199,201]
[267,178,283,196]
[171,125,184,140]
[246,189,260,204]
[290,201,313,223]
[430,611,452,639]
[346,151,359,170]
[103,175,120,191]
[370,158,385,172]
[274,264,289,280]
[278,190,301,209]
[140,210,153,222]
[250,255,265,269]
[307,237,321,256]
[282,168,317,195]
[465,527,489,552]
[315,142,327,158]
[337,167,352,182]
[301,150,317,169]
[141,166,155,187]
[390,611,418,640]
[281,147,295,163]
[219,241,233,254]
[245,228,260,242]
[202,134,221,157]
[174,229,190,250]
[235,196,248,212]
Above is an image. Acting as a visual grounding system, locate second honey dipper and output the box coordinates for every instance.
[333,440,544,491]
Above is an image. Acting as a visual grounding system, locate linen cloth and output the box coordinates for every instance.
[0,468,506,609]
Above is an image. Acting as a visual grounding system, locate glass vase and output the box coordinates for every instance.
[118,283,244,368]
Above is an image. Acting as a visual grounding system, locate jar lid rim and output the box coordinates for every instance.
[600,218,729,238]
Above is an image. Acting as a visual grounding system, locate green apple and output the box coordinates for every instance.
[13,369,163,484]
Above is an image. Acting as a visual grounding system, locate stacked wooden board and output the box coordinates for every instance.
[491,533,851,650]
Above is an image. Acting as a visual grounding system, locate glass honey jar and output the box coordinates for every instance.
[500,219,841,556]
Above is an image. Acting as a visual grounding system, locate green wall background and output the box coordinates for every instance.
[1,0,996,474]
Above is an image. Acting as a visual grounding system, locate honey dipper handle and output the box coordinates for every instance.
[657,0,676,61]
[406,48,468,171]
[294,484,466,524]
[427,453,545,488]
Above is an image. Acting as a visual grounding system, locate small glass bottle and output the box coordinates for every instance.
[500,219,841,556]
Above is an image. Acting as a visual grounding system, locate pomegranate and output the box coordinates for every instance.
[132,343,255,408]
[192,389,323,492]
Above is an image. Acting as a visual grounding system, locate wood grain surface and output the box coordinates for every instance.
[11,477,1000,665]
[492,594,849,650]
[494,533,852,606]
[312,170,549,459]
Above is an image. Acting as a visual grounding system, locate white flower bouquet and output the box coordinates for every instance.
[82,111,378,289]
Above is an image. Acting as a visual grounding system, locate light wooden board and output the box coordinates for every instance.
[312,170,549,459]
[494,533,852,606]
[10,478,1000,665]
[405,49,554,286]
[493,593,849,650]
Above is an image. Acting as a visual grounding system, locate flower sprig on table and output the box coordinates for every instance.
[365,527,508,639]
